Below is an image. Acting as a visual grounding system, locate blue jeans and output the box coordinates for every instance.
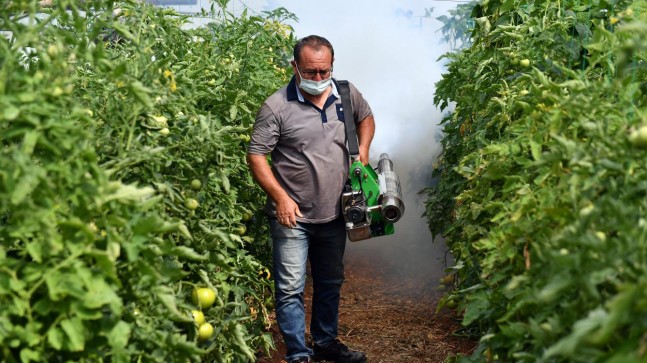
[269,216,347,361]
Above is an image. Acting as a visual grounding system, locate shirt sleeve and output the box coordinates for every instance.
[248,102,280,155]
[349,82,373,124]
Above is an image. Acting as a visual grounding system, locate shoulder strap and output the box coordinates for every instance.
[337,80,360,158]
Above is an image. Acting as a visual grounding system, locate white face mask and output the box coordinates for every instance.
[295,64,332,95]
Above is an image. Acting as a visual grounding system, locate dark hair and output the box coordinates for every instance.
[293,35,334,64]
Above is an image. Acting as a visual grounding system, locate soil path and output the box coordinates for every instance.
[258,243,477,362]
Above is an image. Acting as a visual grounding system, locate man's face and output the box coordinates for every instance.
[291,46,334,84]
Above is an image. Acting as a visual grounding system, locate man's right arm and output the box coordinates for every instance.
[246,153,302,228]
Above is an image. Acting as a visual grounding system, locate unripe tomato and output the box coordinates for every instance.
[159,127,170,136]
[198,323,214,341]
[190,179,202,190]
[519,59,531,67]
[235,224,247,236]
[47,44,61,57]
[192,287,216,308]
[191,310,205,325]
[185,198,199,210]
[241,212,253,222]
[579,203,594,217]
[439,274,455,285]
[629,125,647,148]
[595,231,607,242]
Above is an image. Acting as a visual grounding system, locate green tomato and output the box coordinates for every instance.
[519,59,531,67]
[629,125,647,148]
[192,287,216,308]
[198,322,214,341]
[185,198,199,210]
[439,274,454,285]
[235,224,247,236]
[190,179,202,190]
[191,310,205,325]
[47,44,61,57]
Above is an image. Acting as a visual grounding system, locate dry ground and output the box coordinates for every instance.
[257,243,477,362]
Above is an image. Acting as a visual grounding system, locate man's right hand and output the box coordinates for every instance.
[275,196,302,228]
[247,153,303,228]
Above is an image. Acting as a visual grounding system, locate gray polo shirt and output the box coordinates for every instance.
[248,77,373,223]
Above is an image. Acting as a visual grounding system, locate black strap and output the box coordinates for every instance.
[337,80,360,158]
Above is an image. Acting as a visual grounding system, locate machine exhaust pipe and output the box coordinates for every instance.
[377,153,404,223]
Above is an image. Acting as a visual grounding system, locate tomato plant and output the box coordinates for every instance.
[1,0,295,361]
[428,0,647,362]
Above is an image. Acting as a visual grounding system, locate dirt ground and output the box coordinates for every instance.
[257,243,478,362]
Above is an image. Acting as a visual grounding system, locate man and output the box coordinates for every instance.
[247,35,374,363]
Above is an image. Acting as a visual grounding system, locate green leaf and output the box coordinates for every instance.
[46,269,87,302]
[155,286,193,323]
[11,168,41,205]
[22,131,39,155]
[83,278,120,309]
[61,317,86,352]
[98,182,155,205]
[19,349,41,363]
[221,174,230,193]
[171,246,207,261]
[128,81,153,108]
[111,21,137,42]
[47,326,64,350]
[536,275,571,303]
[462,292,490,326]
[3,105,20,120]
[544,308,607,358]
[529,140,542,161]
[229,104,238,121]
[25,241,43,263]
[107,321,131,349]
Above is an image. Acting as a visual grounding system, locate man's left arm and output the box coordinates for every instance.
[357,115,375,165]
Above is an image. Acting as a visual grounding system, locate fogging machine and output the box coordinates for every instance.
[337,80,405,242]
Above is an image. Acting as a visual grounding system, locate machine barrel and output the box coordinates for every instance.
[376,153,404,223]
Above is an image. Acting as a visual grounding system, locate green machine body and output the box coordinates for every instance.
[341,153,404,242]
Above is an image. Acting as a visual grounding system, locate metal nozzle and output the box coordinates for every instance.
[376,153,404,223]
